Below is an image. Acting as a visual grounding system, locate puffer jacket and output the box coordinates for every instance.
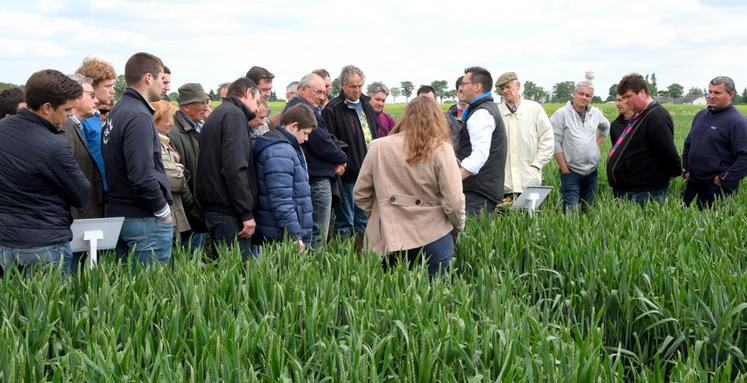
[253,127,313,247]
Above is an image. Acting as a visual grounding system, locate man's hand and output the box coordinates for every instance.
[238,219,256,239]
[335,163,346,176]
[297,239,305,252]
[683,171,690,181]
[460,167,472,179]
[596,133,605,145]
[158,214,174,223]
[714,175,722,187]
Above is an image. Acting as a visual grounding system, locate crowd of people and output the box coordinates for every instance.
[0,52,745,279]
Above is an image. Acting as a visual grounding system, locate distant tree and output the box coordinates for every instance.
[607,84,618,102]
[332,78,341,96]
[269,91,278,102]
[168,92,178,101]
[114,75,127,101]
[430,80,448,102]
[591,96,603,103]
[522,81,548,102]
[0,82,19,92]
[552,81,575,103]
[657,90,670,98]
[390,87,401,103]
[443,89,457,102]
[666,83,684,99]
[686,87,704,98]
[741,88,747,104]
[400,81,414,101]
[645,73,658,98]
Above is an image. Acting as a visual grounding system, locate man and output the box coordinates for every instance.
[608,73,681,204]
[0,87,26,118]
[103,52,174,266]
[455,66,507,214]
[217,82,230,101]
[550,81,610,212]
[682,76,747,208]
[196,77,260,259]
[168,83,211,247]
[63,74,104,220]
[312,69,333,107]
[447,76,466,123]
[76,57,117,194]
[284,73,347,248]
[161,65,172,101]
[322,65,378,243]
[0,69,89,275]
[246,66,279,128]
[249,101,270,136]
[496,72,554,201]
[286,81,299,101]
[417,85,461,146]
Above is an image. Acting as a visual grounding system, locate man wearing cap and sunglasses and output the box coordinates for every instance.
[495,71,554,206]
[168,83,211,249]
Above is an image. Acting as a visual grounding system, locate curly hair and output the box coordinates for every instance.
[390,95,450,165]
[76,57,116,86]
[151,100,177,124]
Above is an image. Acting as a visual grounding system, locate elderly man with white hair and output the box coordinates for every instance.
[549,81,610,212]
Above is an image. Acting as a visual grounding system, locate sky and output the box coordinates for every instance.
[1,0,746,101]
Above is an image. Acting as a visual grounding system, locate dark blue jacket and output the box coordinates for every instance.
[284,96,347,181]
[253,127,313,246]
[0,110,90,247]
[103,88,172,218]
[322,93,379,182]
[683,105,747,189]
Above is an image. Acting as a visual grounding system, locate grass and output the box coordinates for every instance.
[1,103,746,381]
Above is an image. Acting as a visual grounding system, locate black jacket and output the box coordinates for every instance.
[167,110,206,231]
[285,96,347,181]
[0,110,90,247]
[322,93,379,183]
[455,97,507,204]
[103,88,173,218]
[62,117,104,219]
[196,96,258,221]
[607,102,681,191]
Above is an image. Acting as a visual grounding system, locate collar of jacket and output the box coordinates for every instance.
[123,87,156,114]
[224,96,257,121]
[18,109,62,134]
[268,126,301,149]
[175,109,198,132]
[462,92,494,122]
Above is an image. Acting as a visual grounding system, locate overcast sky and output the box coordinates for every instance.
[2,0,746,101]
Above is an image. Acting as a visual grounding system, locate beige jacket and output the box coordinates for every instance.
[354,133,466,255]
[159,133,191,235]
[498,98,554,193]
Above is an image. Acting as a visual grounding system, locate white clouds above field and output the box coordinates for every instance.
[2,0,747,99]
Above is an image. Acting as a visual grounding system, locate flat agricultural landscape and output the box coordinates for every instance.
[1,103,746,381]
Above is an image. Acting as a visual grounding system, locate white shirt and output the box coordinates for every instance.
[460,109,495,175]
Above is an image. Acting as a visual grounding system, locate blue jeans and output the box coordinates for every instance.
[115,217,174,267]
[0,242,74,276]
[383,232,455,280]
[560,169,598,212]
[683,179,735,209]
[204,212,255,260]
[180,232,206,252]
[310,179,332,249]
[613,186,668,206]
[334,181,367,236]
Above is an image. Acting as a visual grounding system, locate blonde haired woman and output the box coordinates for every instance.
[152,100,193,242]
[354,96,465,278]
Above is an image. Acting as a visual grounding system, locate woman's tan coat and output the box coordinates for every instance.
[354,133,465,255]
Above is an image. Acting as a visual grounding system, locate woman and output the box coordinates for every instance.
[367,81,396,138]
[152,100,194,243]
[354,96,465,279]
[610,94,636,145]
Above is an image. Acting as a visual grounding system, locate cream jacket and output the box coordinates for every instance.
[498,98,554,193]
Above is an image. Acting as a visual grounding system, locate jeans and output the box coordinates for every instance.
[310,179,333,249]
[204,212,255,260]
[613,186,668,206]
[0,242,74,276]
[683,179,735,209]
[334,181,367,236]
[560,169,598,212]
[115,217,174,267]
[383,232,455,280]
[180,232,206,252]
[465,191,496,214]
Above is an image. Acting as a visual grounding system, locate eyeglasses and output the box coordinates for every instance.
[84,91,96,99]
[99,108,110,115]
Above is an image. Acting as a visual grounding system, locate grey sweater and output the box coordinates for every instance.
[550,102,610,175]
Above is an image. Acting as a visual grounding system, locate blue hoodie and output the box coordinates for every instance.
[253,127,313,247]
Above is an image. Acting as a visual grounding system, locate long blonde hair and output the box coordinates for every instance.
[390,95,450,165]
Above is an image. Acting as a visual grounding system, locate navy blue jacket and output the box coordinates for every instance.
[683,105,747,189]
[284,96,347,182]
[103,88,172,218]
[0,110,90,247]
[253,127,313,246]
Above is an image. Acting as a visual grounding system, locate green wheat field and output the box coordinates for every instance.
[1,103,745,382]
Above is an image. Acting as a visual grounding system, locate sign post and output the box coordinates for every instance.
[70,217,124,269]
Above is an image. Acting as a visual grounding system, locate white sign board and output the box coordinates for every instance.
[510,186,553,213]
[70,217,124,268]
